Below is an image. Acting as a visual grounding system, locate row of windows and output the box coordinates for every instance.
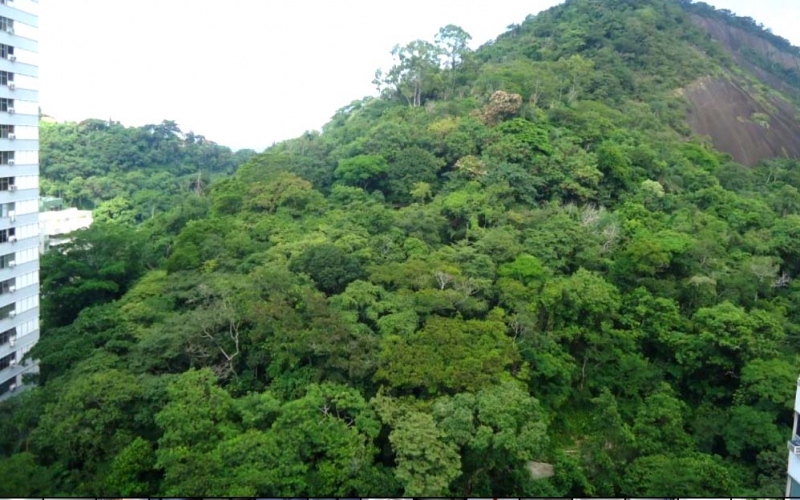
[0,179,21,246]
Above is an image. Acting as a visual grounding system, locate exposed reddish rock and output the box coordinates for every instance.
[691,15,800,75]
[682,15,800,166]
[683,76,800,166]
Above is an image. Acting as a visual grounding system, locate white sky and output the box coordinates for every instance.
[38,0,800,152]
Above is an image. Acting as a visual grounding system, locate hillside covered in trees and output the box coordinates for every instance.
[3,0,800,496]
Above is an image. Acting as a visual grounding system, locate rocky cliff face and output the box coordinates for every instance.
[691,15,800,79]
[682,13,800,166]
[682,76,800,166]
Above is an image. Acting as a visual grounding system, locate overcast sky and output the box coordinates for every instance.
[38,0,800,152]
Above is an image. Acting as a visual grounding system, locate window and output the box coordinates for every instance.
[0,152,13,165]
[0,228,15,243]
[0,352,15,370]
[0,98,13,112]
[0,303,13,319]
[0,376,15,395]
[0,327,14,345]
[0,18,13,34]
[796,413,800,438]
[0,278,15,294]
[0,72,13,87]
[0,176,14,190]
[0,125,13,139]
[0,253,12,269]
[0,44,14,60]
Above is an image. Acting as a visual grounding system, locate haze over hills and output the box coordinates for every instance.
[2,0,800,497]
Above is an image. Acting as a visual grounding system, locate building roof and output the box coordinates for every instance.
[39,196,65,212]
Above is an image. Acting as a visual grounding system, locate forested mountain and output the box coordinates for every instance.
[3,0,800,496]
[40,119,256,223]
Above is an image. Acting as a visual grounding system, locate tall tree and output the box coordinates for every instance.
[379,40,443,107]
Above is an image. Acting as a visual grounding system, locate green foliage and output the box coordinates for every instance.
[335,154,389,192]
[30,364,146,493]
[40,223,149,329]
[31,302,134,385]
[386,147,444,203]
[0,452,53,495]
[376,315,519,395]
[290,243,367,295]
[373,393,461,496]
[621,453,741,497]
[103,437,159,496]
[433,381,550,494]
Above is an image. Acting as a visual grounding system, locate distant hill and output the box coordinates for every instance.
[39,119,255,223]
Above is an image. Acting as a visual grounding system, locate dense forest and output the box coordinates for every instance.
[2,0,800,496]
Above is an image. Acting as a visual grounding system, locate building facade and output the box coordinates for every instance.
[788,377,800,498]
[39,196,93,253]
[0,0,39,400]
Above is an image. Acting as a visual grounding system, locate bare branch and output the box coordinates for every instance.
[601,223,619,253]
[434,271,455,290]
[581,204,602,227]
[773,272,792,288]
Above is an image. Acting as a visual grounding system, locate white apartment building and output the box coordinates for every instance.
[788,376,800,498]
[0,0,39,400]
[39,197,93,253]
